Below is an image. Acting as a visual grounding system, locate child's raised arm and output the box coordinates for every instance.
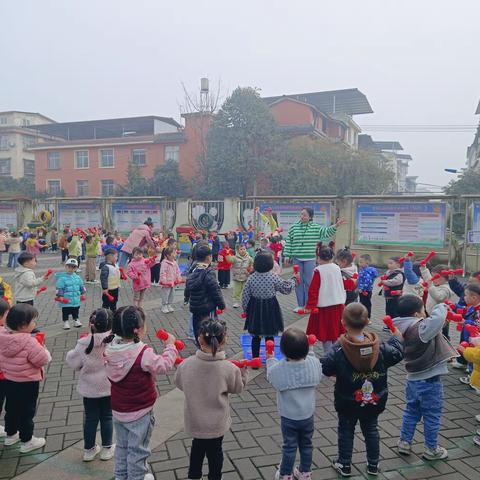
[65,340,86,371]
[382,337,404,368]
[418,303,448,342]
[141,344,177,375]
[403,259,419,285]
[273,275,296,295]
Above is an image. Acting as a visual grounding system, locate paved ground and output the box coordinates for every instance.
[1,253,480,480]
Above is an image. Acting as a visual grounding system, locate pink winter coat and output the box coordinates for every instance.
[0,327,51,382]
[160,259,182,287]
[121,225,155,255]
[127,257,154,291]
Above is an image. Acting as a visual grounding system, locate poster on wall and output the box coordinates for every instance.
[0,203,17,230]
[58,203,102,230]
[468,202,480,244]
[112,202,162,233]
[355,202,447,247]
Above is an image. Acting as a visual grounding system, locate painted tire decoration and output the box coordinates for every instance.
[39,210,52,224]
[197,212,214,229]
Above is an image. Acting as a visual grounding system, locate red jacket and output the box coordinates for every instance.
[217,247,234,271]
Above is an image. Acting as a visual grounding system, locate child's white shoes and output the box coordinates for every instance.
[100,444,116,460]
[83,444,101,461]
[20,436,46,453]
[293,466,312,479]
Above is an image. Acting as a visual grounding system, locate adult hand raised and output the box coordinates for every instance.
[335,218,347,228]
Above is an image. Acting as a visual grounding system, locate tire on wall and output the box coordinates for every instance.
[197,212,214,230]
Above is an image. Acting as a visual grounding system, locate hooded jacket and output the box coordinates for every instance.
[14,266,44,302]
[322,333,403,415]
[159,258,183,287]
[0,326,51,382]
[184,264,225,315]
[55,271,85,307]
[65,331,111,398]
[231,252,253,282]
[67,235,82,257]
[121,225,154,255]
[127,257,154,292]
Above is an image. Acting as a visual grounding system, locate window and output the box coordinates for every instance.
[132,148,146,166]
[22,119,31,126]
[77,180,89,196]
[101,179,114,196]
[0,159,11,176]
[165,145,179,162]
[0,117,7,125]
[23,159,35,177]
[47,151,60,170]
[47,180,61,196]
[75,150,89,169]
[100,149,114,168]
[0,135,9,150]
[23,136,35,148]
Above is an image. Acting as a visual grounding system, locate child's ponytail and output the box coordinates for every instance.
[85,308,113,354]
[199,318,227,357]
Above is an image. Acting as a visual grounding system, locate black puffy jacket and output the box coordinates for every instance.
[322,336,404,416]
[184,265,225,315]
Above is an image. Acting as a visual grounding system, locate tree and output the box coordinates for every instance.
[201,87,280,199]
[124,161,150,196]
[0,176,36,198]
[444,170,480,195]
[150,160,187,198]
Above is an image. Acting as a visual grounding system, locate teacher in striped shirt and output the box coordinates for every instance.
[283,207,346,312]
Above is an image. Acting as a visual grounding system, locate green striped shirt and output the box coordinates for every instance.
[283,221,337,260]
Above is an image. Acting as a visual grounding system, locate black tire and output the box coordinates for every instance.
[197,212,214,229]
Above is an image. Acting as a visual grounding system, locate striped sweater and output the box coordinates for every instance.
[283,221,337,260]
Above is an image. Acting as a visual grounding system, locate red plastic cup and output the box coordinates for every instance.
[307,334,317,346]
[265,340,275,355]
[293,265,299,274]
[156,329,169,341]
[35,332,45,345]
[174,340,185,351]
[174,356,184,365]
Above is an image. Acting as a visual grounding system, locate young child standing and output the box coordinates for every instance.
[175,318,247,480]
[6,232,22,268]
[231,243,253,309]
[55,258,86,330]
[242,251,297,359]
[104,306,178,480]
[150,246,162,286]
[14,252,50,306]
[379,257,405,319]
[0,299,9,439]
[323,303,404,476]
[217,242,234,289]
[0,304,51,452]
[127,247,155,310]
[246,239,256,258]
[402,257,426,299]
[357,254,378,318]
[394,295,457,460]
[159,247,182,314]
[25,233,43,258]
[100,249,121,312]
[269,235,283,265]
[267,328,322,480]
[85,234,100,284]
[305,245,346,355]
[336,248,358,305]
[66,308,115,461]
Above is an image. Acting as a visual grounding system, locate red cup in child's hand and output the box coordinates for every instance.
[383,315,395,333]
[175,356,184,365]
[308,334,317,346]
[36,286,47,296]
[293,265,299,274]
[156,329,169,341]
[80,294,86,301]
[62,298,70,304]
[105,292,114,302]
[247,357,262,368]
[460,341,470,348]
[265,340,275,355]
[35,332,45,345]
[119,267,127,280]
[216,309,224,315]
[45,268,54,278]
[174,340,185,351]
[241,312,247,319]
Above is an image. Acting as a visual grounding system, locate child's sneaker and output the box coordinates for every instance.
[100,444,115,460]
[367,464,379,476]
[161,306,169,314]
[233,303,240,308]
[451,360,466,370]
[20,436,46,453]
[63,321,71,330]
[476,414,480,423]
[144,474,155,480]
[474,435,480,446]
[459,375,471,385]
[0,425,6,438]
[274,471,293,480]
[74,319,82,328]
[293,466,311,479]
[397,439,411,455]
[4,433,19,445]
[332,460,352,477]
[167,305,174,313]
[83,445,101,461]
[422,446,448,460]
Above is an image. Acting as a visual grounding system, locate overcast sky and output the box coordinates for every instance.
[2,0,479,189]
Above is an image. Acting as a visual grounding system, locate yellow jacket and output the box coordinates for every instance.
[0,277,13,305]
[463,345,480,389]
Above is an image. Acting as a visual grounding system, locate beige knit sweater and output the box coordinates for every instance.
[175,349,248,439]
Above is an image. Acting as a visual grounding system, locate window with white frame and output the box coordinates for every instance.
[23,159,35,177]
[75,150,89,169]
[132,148,146,166]
[77,180,89,196]
[23,136,35,148]
[0,117,7,125]
[0,135,9,150]
[47,180,61,195]
[101,179,114,196]
[100,149,114,168]
[47,151,60,170]
[0,159,11,176]
[165,145,179,162]
[22,119,31,126]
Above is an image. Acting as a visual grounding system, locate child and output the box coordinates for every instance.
[266,328,322,480]
[85,234,100,284]
[0,304,51,452]
[210,231,221,262]
[305,244,345,354]
[6,232,22,268]
[217,241,234,289]
[357,254,378,318]
[68,233,82,267]
[379,257,405,319]
[100,249,120,312]
[66,308,115,461]
[150,246,162,286]
[224,230,238,252]
[127,247,155,310]
[0,298,9,438]
[49,227,58,252]
[231,243,253,308]
[259,237,270,252]
[269,235,283,265]
[25,233,43,258]
[448,271,480,307]
[14,252,49,306]
[0,274,13,306]
[159,247,182,314]
[402,257,426,299]
[242,251,297,359]
[246,239,256,258]
[104,306,177,480]
[175,318,247,480]
[55,258,86,330]
[58,229,70,263]
[322,303,404,476]
[394,295,457,460]
[336,247,359,305]
[185,245,225,340]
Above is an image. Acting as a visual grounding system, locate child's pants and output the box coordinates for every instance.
[85,257,96,282]
[232,280,245,302]
[359,291,372,317]
[62,306,80,321]
[61,249,69,262]
[188,436,224,480]
[400,376,443,450]
[150,263,160,283]
[102,288,119,312]
[161,287,174,306]
[338,413,379,467]
[218,270,230,287]
[4,380,39,443]
[114,410,154,480]
[83,396,113,450]
[385,297,400,318]
[280,415,314,475]
[293,259,316,308]
[7,252,19,268]
[0,378,5,417]
[251,335,274,358]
